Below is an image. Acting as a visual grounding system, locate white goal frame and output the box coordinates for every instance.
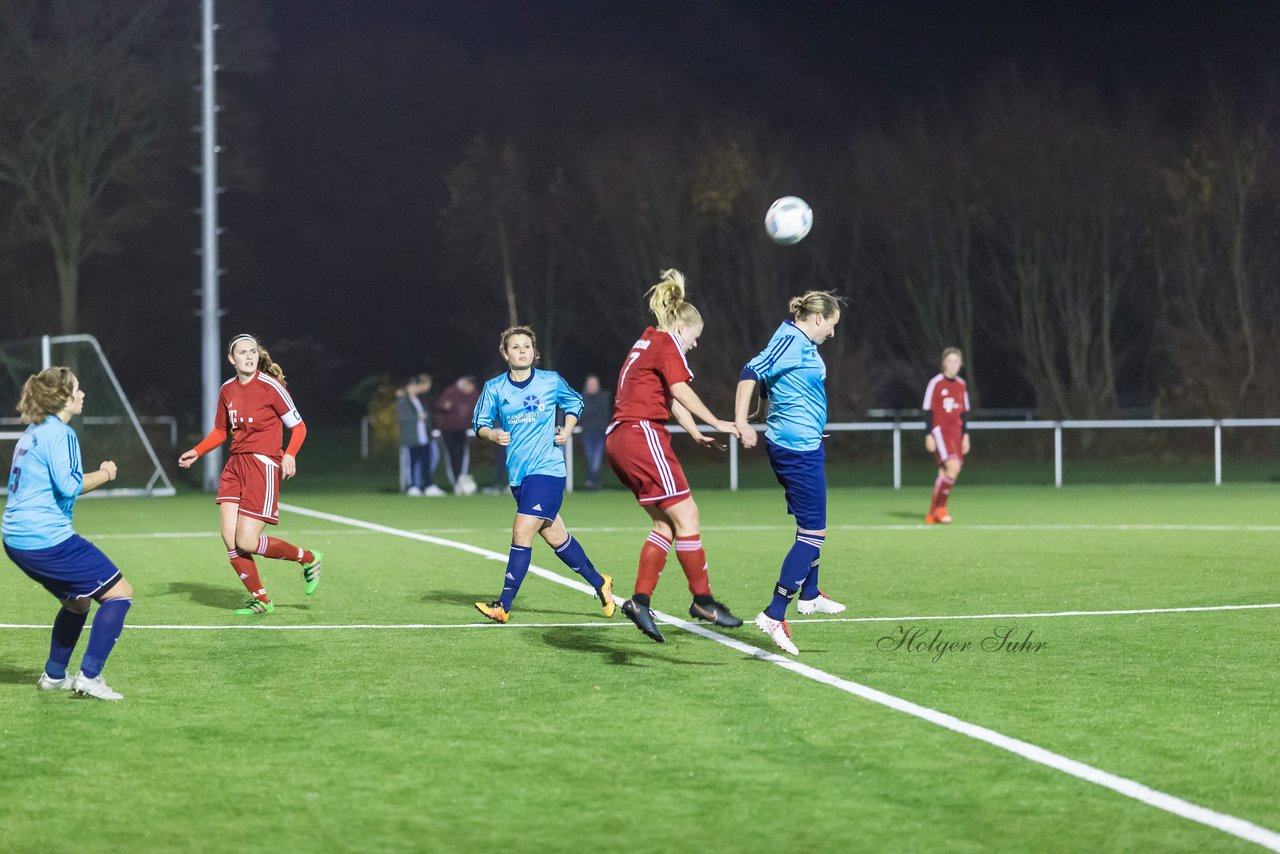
[0,335,175,497]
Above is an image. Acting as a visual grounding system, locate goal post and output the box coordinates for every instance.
[0,334,175,497]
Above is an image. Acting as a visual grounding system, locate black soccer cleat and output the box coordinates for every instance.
[688,599,744,629]
[621,598,665,643]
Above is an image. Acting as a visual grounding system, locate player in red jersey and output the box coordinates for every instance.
[922,347,971,524]
[178,334,323,615]
[606,269,743,642]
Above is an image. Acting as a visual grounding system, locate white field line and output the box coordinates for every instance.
[281,501,1280,851]
[790,602,1280,624]
[84,522,1280,541]
[4,602,1275,633]
[0,621,633,631]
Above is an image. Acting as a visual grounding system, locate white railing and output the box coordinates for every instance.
[1,416,178,449]
[563,418,1280,491]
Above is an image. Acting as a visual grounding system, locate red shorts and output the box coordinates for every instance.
[606,421,691,509]
[930,426,965,466]
[216,453,281,524]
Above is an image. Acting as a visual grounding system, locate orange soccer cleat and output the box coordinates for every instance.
[474,600,510,623]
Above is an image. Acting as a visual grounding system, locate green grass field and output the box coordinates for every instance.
[1,482,1277,852]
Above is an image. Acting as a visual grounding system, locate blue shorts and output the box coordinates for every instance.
[511,474,565,522]
[765,439,827,530]
[4,534,122,600]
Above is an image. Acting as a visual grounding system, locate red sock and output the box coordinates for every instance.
[634,532,671,597]
[256,535,313,564]
[932,476,955,512]
[229,549,269,602]
[674,535,712,598]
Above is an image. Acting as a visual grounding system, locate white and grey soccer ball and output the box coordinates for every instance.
[764,196,813,245]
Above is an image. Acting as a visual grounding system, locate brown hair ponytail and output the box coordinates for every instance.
[16,367,77,424]
[227,333,287,385]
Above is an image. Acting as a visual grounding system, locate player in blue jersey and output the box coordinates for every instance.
[734,291,847,655]
[2,367,133,700]
[472,326,615,622]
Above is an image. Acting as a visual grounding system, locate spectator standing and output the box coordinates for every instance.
[434,375,480,494]
[578,374,612,491]
[396,374,443,496]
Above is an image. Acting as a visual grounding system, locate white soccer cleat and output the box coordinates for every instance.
[37,672,74,692]
[71,672,123,701]
[406,486,423,497]
[754,612,799,656]
[423,485,446,497]
[797,593,846,615]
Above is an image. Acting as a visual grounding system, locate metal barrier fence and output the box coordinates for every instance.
[564,419,1280,492]
[360,416,1280,493]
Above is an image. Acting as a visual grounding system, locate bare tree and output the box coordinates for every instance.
[1153,97,1280,415]
[440,135,534,329]
[976,73,1152,418]
[0,0,181,334]
[854,115,981,402]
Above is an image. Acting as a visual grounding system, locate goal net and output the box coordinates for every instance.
[0,335,175,497]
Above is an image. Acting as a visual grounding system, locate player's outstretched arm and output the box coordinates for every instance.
[81,461,117,494]
[669,382,738,437]
[478,426,511,446]
[671,400,714,447]
[733,379,759,449]
[556,413,578,446]
[179,426,229,468]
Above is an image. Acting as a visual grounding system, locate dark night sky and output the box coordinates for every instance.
[36,1,1280,421]
[270,0,1280,108]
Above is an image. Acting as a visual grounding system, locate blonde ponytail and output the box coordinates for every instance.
[645,268,703,331]
[789,290,844,322]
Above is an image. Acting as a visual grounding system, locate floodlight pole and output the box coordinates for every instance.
[200,0,222,490]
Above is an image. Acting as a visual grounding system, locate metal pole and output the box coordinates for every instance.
[1213,422,1222,486]
[1054,423,1063,488]
[41,335,51,369]
[199,0,222,491]
[892,424,902,490]
[729,433,738,492]
[564,431,574,493]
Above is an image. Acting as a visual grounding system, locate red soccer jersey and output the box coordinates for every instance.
[610,327,694,426]
[216,371,303,457]
[923,373,969,432]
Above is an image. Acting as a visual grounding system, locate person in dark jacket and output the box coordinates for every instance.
[396,374,442,496]
[434,375,480,494]
[578,374,612,491]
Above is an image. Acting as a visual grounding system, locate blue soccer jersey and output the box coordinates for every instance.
[472,369,584,486]
[742,320,828,452]
[3,415,84,550]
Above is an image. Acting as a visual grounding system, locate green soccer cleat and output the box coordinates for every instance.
[301,549,323,596]
[234,598,275,616]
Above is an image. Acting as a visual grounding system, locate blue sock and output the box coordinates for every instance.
[80,598,131,679]
[766,533,823,619]
[553,536,605,590]
[765,583,797,621]
[46,607,88,679]
[498,545,533,613]
[796,533,825,600]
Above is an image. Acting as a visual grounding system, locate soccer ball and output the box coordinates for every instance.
[764,196,813,245]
